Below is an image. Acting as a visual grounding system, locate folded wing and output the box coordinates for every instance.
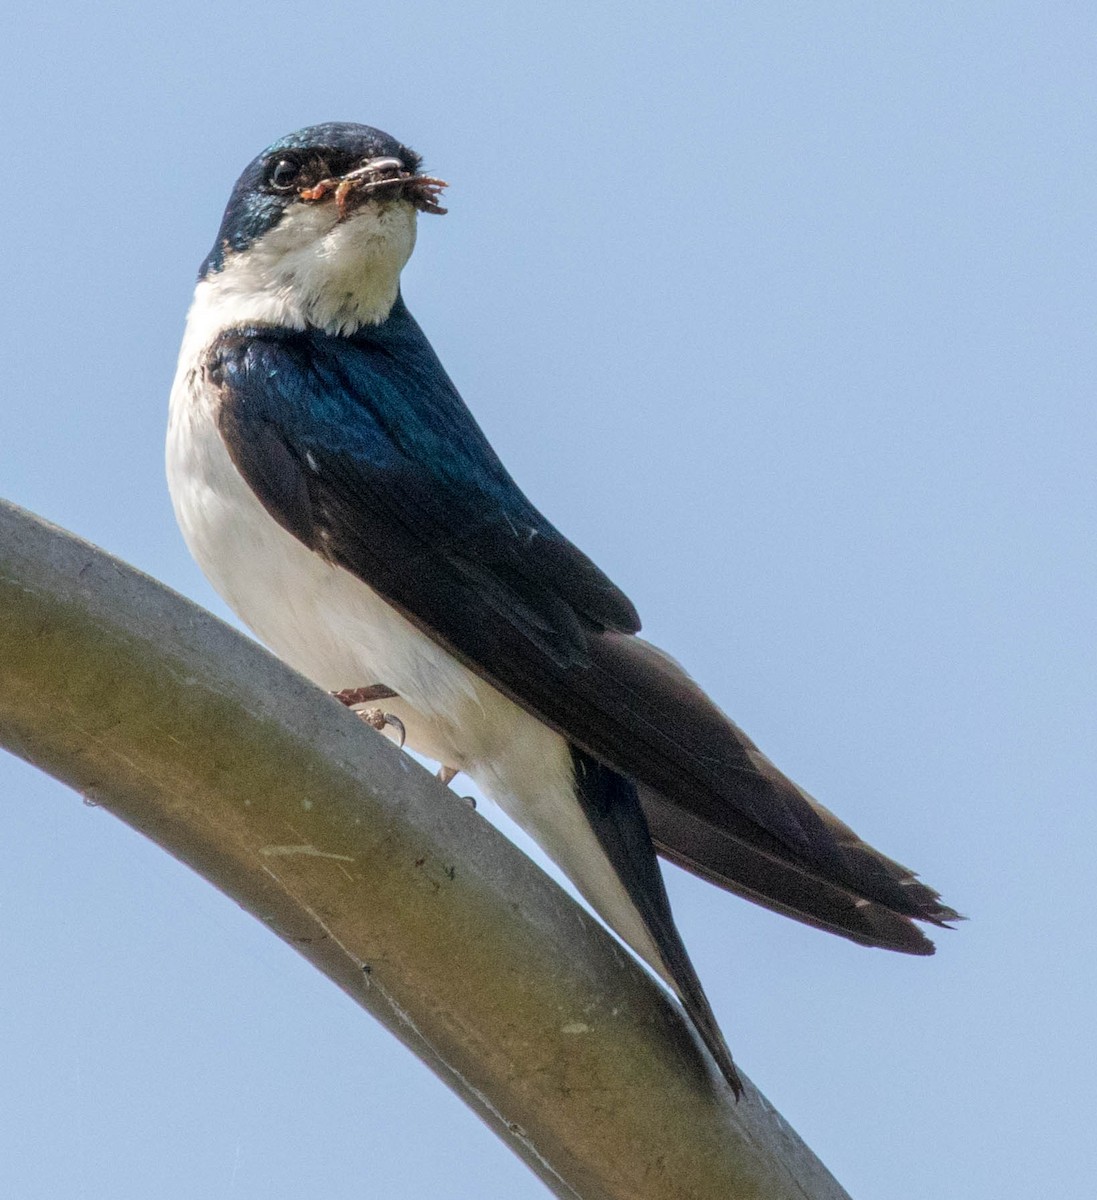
[210,303,958,954]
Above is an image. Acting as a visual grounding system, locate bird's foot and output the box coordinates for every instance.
[358,707,406,749]
[331,685,406,748]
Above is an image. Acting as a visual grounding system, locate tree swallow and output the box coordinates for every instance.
[167,122,958,1097]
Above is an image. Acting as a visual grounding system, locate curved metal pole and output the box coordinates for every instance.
[0,499,851,1200]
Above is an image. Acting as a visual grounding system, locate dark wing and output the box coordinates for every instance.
[210,304,957,953]
[591,635,959,954]
[210,307,638,671]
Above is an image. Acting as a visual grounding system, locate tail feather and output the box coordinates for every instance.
[570,748,743,1096]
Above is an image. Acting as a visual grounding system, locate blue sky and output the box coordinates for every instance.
[1,3,1093,1197]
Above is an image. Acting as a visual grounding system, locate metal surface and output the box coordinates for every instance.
[0,498,851,1200]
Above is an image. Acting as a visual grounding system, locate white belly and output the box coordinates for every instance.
[166,361,669,982]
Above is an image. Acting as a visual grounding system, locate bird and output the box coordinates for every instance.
[167,122,958,1097]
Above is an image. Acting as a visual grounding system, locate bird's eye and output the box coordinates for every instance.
[267,158,302,191]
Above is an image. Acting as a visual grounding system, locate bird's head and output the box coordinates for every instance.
[196,123,446,332]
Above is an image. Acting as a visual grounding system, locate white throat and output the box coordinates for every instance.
[182,199,417,356]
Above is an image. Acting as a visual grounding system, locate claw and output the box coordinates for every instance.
[358,707,406,749]
[437,765,459,786]
[386,713,407,749]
